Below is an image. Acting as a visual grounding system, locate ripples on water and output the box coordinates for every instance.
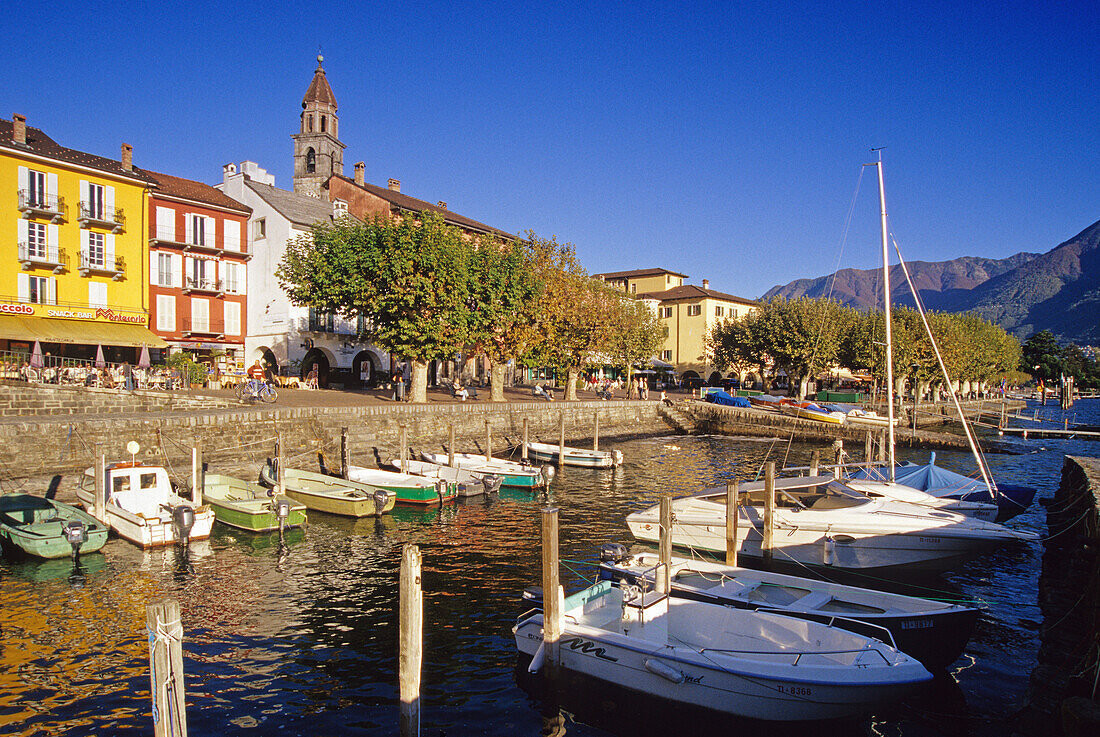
[0,398,1094,736]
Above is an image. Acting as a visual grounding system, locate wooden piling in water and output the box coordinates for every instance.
[190,446,203,507]
[558,412,566,467]
[448,424,455,467]
[485,419,492,461]
[833,440,843,480]
[763,462,775,564]
[94,452,106,522]
[399,543,422,737]
[657,495,672,594]
[865,430,873,466]
[541,507,561,672]
[809,450,819,477]
[521,419,529,460]
[725,481,739,567]
[399,425,408,474]
[341,427,350,479]
[593,411,599,451]
[146,599,187,737]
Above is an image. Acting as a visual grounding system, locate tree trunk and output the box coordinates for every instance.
[409,360,429,404]
[797,375,809,400]
[565,367,580,401]
[490,360,506,402]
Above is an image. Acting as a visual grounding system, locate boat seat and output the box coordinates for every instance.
[783,592,835,612]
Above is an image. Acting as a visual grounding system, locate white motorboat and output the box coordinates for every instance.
[514,581,932,721]
[420,452,553,488]
[626,475,1037,575]
[597,548,978,669]
[843,477,999,521]
[524,441,623,468]
[76,462,214,548]
[386,458,503,496]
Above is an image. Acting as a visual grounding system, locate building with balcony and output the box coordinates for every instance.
[0,114,166,363]
[147,170,251,371]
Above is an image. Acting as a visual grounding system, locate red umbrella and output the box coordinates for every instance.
[94,345,105,368]
[138,345,151,369]
[30,341,44,368]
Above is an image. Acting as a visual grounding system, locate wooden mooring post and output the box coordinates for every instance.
[558,411,566,467]
[833,440,843,480]
[541,507,562,673]
[341,427,350,479]
[146,599,187,737]
[399,425,408,474]
[399,543,423,737]
[593,411,600,451]
[94,451,106,522]
[657,495,672,594]
[809,450,819,477]
[448,424,455,467]
[521,418,529,460]
[763,462,775,564]
[864,430,873,466]
[190,446,203,506]
[485,419,492,461]
[725,481,739,567]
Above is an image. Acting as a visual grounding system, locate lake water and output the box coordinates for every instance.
[1,398,1095,736]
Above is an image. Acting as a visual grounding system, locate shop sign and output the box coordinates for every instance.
[0,302,148,325]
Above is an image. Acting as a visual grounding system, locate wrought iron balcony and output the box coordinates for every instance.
[17,242,68,274]
[77,250,126,280]
[17,191,67,223]
[181,318,224,338]
[182,276,224,295]
[148,225,187,248]
[77,202,125,233]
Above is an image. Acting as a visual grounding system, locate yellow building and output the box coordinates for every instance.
[1,114,165,364]
[595,267,687,296]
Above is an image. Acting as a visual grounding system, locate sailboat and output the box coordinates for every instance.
[846,153,1034,521]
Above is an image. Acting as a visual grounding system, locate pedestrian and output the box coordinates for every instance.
[121,360,134,392]
[641,377,649,400]
[627,377,636,400]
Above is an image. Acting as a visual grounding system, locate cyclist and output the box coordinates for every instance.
[245,360,267,399]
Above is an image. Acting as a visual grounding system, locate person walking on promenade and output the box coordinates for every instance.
[641,377,650,400]
[121,361,134,392]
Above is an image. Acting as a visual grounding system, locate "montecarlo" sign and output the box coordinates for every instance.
[0,302,147,324]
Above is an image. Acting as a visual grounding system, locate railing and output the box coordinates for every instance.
[77,202,125,232]
[0,349,179,390]
[183,276,223,294]
[149,225,186,245]
[181,318,225,335]
[17,190,68,222]
[78,251,126,279]
[17,242,68,273]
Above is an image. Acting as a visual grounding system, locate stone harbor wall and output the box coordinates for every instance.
[0,383,231,415]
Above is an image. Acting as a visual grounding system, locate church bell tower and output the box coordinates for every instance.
[292,55,346,197]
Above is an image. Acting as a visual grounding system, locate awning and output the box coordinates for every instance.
[0,315,168,348]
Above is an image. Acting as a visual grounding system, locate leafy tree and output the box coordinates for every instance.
[603,289,665,380]
[1022,330,1061,383]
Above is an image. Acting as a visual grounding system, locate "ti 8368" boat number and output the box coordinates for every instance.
[776,684,812,696]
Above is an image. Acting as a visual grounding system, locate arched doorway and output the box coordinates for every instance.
[681,370,700,390]
[301,348,331,389]
[707,371,722,386]
[352,350,380,388]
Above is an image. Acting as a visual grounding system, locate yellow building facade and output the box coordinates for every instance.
[1,114,164,363]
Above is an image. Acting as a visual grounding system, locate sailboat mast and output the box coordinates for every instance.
[875,152,897,480]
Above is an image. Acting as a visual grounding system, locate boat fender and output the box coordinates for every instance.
[612,450,624,466]
[599,542,629,563]
[63,519,88,557]
[172,505,195,544]
[528,642,546,674]
[373,490,389,516]
[540,465,556,485]
[824,535,835,566]
[644,658,685,684]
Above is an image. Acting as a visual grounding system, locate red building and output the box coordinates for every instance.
[147,171,251,371]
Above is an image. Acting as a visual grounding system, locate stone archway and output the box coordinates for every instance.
[353,350,381,387]
[301,348,331,389]
[707,371,723,386]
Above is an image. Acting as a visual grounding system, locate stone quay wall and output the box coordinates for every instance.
[0,400,674,501]
[0,382,232,416]
[1025,455,1100,736]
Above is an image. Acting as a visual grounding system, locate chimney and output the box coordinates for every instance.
[354,162,365,186]
[12,114,26,144]
[437,201,447,210]
[702,279,709,290]
[121,143,133,171]
[388,178,401,192]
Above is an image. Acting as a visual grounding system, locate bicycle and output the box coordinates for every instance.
[236,379,277,403]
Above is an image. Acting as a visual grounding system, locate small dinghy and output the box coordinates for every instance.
[523,441,623,468]
[0,494,108,559]
[420,452,553,488]
[597,547,978,669]
[385,458,503,497]
[514,580,932,721]
[76,461,214,548]
[201,474,308,532]
[345,464,458,505]
[261,463,397,517]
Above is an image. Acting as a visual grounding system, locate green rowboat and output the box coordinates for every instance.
[201,474,308,532]
[0,494,108,559]
[262,465,397,518]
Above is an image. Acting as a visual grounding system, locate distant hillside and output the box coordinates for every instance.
[763,216,1100,344]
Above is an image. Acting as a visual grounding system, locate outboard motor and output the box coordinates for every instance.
[539,465,556,486]
[481,474,503,494]
[274,497,291,531]
[63,520,88,558]
[612,449,624,467]
[435,479,449,503]
[172,505,195,545]
[599,542,629,564]
[373,489,391,516]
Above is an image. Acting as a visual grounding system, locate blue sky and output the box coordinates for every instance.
[4,1,1097,299]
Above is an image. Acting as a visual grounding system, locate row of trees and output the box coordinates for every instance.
[707,296,1023,398]
[276,214,664,402]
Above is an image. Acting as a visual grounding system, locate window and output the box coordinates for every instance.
[306,148,316,173]
[715,305,725,317]
[19,274,55,304]
[156,295,176,331]
[253,218,266,240]
[307,114,313,132]
[687,304,702,316]
[88,282,108,309]
[659,306,672,318]
[27,169,46,207]
[86,232,106,267]
[191,297,209,332]
[158,253,174,287]
[87,182,105,219]
[223,220,242,252]
[156,207,176,241]
[225,301,241,336]
[630,283,637,294]
[224,262,244,294]
[190,214,206,246]
[26,222,47,259]
[188,258,213,289]
[661,350,673,361]
[320,116,327,133]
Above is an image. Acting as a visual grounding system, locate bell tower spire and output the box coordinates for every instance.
[292,54,346,197]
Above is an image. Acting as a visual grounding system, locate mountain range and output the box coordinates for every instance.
[762,217,1100,345]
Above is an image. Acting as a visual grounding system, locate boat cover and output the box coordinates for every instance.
[705,390,751,407]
